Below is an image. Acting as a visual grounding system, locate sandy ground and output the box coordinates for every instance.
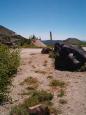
[0,48,86,115]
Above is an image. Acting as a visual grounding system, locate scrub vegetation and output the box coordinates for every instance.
[0,44,20,104]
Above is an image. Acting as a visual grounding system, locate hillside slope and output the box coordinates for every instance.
[0,25,28,46]
[0,25,15,36]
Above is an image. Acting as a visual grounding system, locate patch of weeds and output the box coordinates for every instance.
[20,77,38,86]
[22,90,53,107]
[59,99,67,104]
[23,96,40,108]
[10,90,53,115]
[58,89,65,97]
[10,104,29,115]
[26,83,39,90]
[49,80,65,88]
[31,90,53,102]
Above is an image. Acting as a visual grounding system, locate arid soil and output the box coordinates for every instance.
[0,48,86,115]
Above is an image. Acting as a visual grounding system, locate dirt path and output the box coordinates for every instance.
[0,48,86,115]
[54,70,86,115]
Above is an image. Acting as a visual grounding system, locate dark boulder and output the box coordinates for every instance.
[54,43,86,71]
[41,48,52,54]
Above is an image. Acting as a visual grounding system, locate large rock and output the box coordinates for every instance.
[54,43,86,71]
[41,48,52,54]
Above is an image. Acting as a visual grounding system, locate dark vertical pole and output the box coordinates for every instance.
[50,31,52,41]
[50,31,53,49]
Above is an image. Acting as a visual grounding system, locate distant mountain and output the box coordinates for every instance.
[42,40,63,45]
[42,38,85,46]
[63,38,81,45]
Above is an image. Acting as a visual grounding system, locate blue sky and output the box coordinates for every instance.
[0,0,86,40]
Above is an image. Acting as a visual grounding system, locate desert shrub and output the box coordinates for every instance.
[0,44,20,104]
[10,90,53,115]
[8,49,20,76]
[0,63,10,103]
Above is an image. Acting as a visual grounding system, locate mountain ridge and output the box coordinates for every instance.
[0,25,16,36]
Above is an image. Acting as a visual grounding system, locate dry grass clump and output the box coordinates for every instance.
[26,84,38,90]
[10,90,53,115]
[20,77,39,95]
[49,79,65,88]
[20,77,39,86]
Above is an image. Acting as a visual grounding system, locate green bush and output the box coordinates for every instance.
[0,45,20,104]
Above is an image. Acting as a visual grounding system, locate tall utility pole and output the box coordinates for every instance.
[50,31,52,41]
